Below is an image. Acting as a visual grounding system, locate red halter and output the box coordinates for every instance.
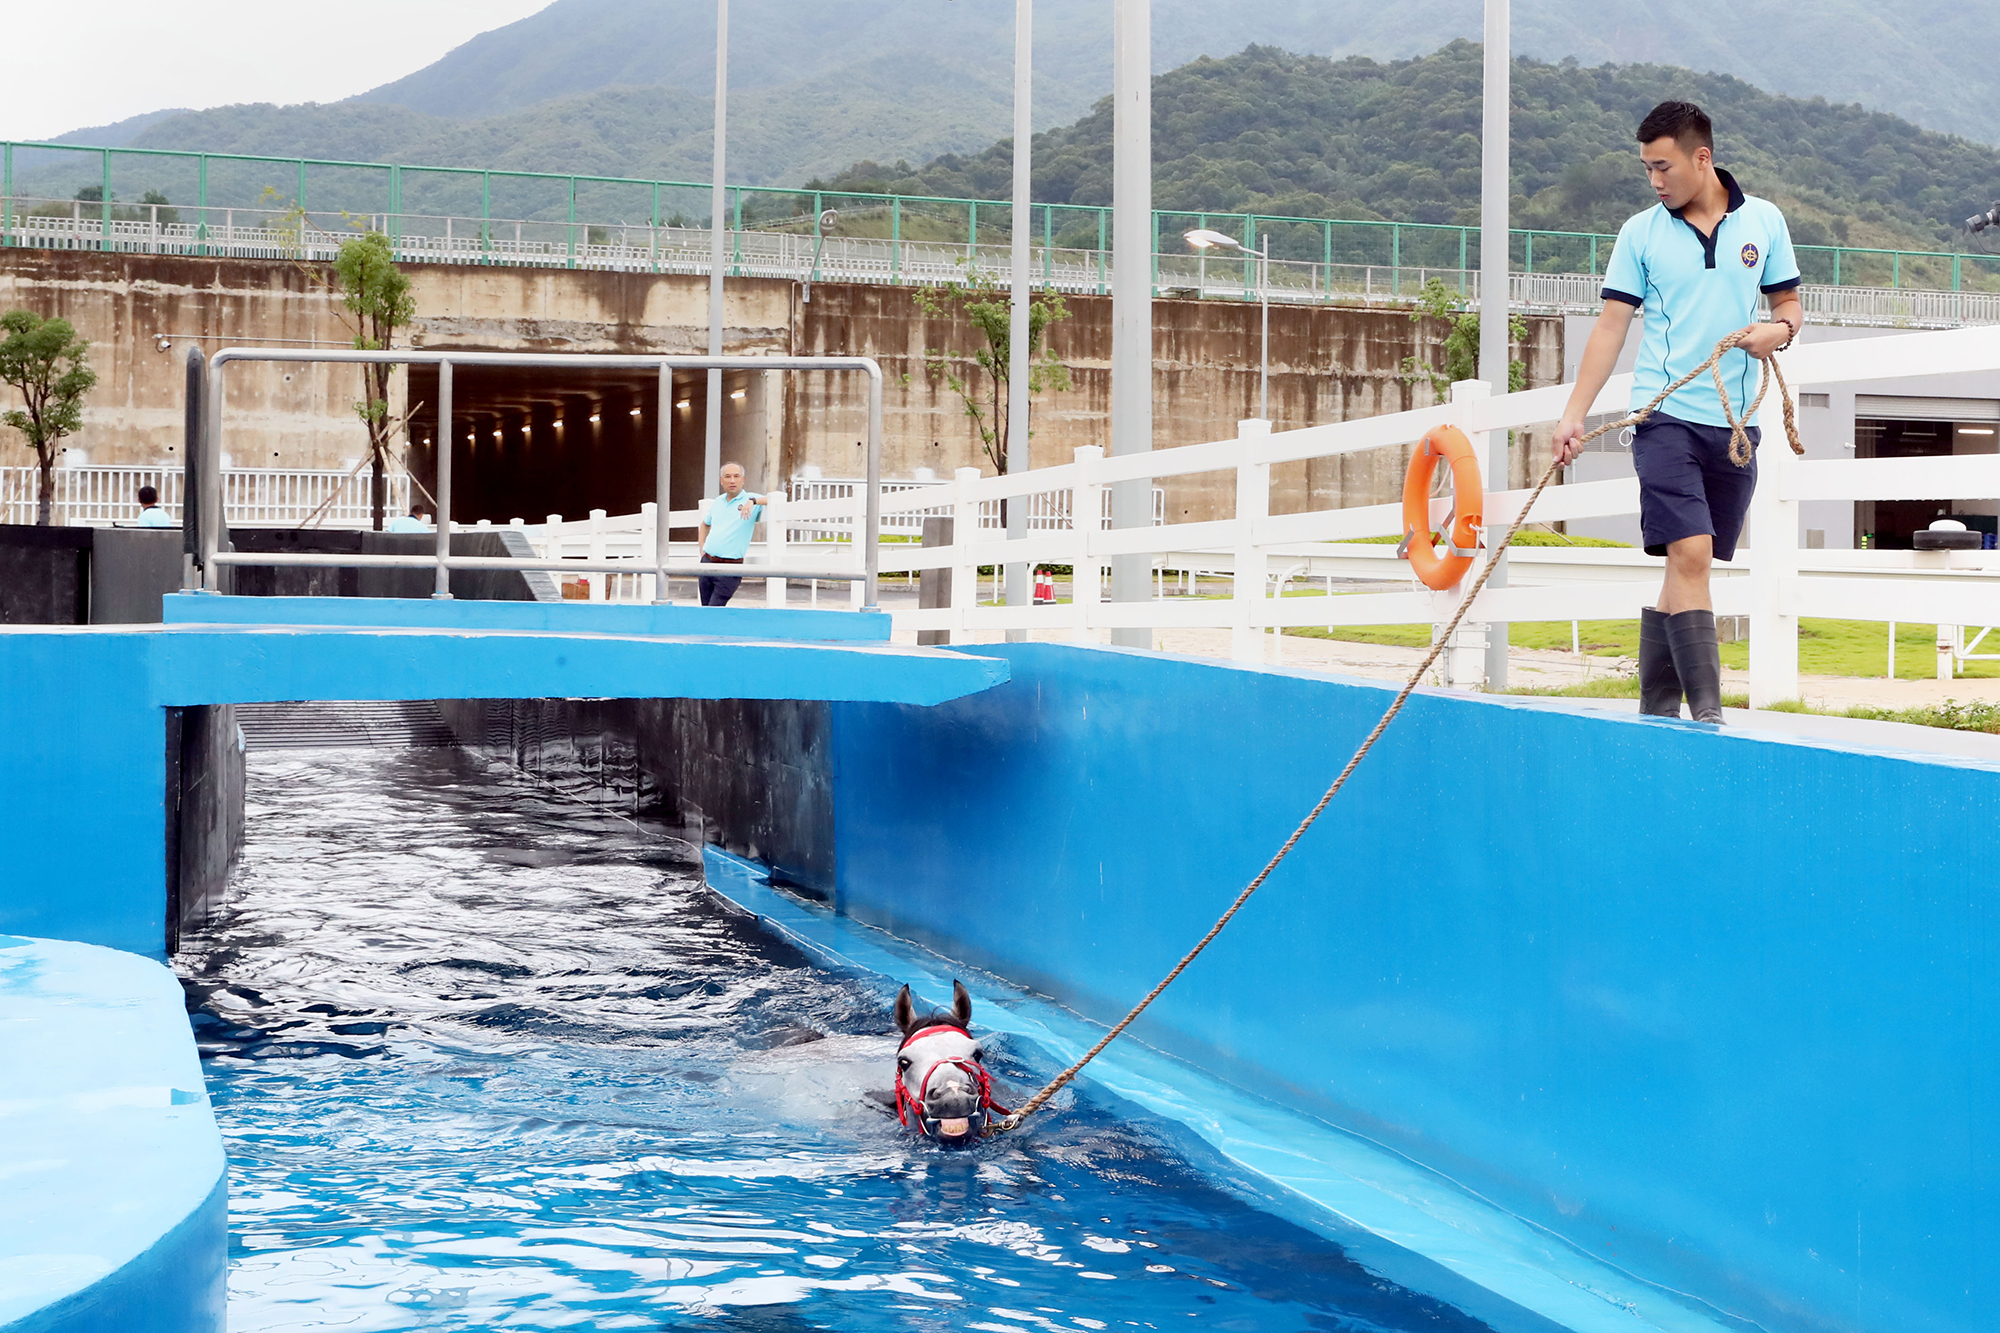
[894,1024,1011,1131]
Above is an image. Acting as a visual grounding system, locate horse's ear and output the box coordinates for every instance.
[894,984,915,1033]
[951,979,972,1027]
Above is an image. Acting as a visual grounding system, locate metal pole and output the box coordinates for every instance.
[181,346,205,589]
[1107,0,1152,649]
[864,364,883,610]
[706,0,729,493]
[1005,0,1033,642]
[1259,234,1270,421]
[656,362,674,603]
[1478,0,1511,690]
[433,361,453,598]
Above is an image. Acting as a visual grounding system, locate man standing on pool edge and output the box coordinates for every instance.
[1553,101,1804,724]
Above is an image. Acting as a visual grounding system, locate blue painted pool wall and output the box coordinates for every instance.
[829,643,2000,1333]
[4,1177,227,1333]
[0,635,166,954]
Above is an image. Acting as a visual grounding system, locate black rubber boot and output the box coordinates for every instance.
[1638,608,1683,718]
[1666,609,1724,724]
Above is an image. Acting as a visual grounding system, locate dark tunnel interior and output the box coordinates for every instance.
[403,365,754,529]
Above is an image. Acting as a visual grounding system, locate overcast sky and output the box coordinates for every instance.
[2,2,552,142]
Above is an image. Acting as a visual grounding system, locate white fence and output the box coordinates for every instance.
[1,464,409,528]
[509,327,2000,704]
[785,475,1164,539]
[4,196,1992,329]
[868,324,2000,706]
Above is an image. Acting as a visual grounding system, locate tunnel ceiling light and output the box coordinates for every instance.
[630,407,642,416]
[589,414,601,424]
[730,389,746,400]
[422,437,432,445]
[492,430,502,440]
[676,399,691,409]
[522,424,532,434]
[1962,426,1996,435]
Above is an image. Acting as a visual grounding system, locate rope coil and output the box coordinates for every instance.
[988,330,1799,1134]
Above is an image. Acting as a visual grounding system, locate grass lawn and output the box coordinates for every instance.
[1284,614,2000,680]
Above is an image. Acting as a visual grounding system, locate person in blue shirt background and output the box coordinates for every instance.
[134,484,175,527]
[1552,101,1803,724]
[386,505,431,533]
[697,462,764,606]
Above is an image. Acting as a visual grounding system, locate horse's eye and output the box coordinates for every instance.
[972,1047,984,1061]
[897,1055,911,1069]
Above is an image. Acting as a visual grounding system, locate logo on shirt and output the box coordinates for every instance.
[1740,242,1759,268]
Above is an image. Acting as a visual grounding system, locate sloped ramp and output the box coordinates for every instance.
[235,700,458,750]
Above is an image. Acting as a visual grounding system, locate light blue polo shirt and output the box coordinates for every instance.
[1601,167,1800,428]
[136,505,175,528]
[702,490,765,559]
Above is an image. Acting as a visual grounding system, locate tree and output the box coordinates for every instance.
[0,311,98,526]
[1400,277,1527,401]
[912,269,1071,476]
[333,233,416,530]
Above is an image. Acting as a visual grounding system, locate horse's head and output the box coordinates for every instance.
[893,980,1002,1146]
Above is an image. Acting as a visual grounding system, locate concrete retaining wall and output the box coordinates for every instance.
[0,248,1563,524]
[441,696,836,894]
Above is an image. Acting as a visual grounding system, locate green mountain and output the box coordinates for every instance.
[821,43,2000,262]
[338,0,2000,148]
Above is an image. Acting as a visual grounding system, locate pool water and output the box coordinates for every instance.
[177,746,1488,1332]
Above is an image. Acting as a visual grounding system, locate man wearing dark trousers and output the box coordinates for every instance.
[1553,101,1803,723]
[697,462,764,607]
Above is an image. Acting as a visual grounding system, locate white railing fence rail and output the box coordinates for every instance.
[1,464,408,528]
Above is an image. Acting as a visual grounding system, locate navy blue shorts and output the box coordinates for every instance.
[1632,412,1758,560]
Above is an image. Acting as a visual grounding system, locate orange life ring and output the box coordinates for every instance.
[1398,425,1484,591]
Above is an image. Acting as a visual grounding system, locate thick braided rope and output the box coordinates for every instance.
[988,332,1798,1134]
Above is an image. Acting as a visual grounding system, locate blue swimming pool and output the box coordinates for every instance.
[176,746,1487,1331]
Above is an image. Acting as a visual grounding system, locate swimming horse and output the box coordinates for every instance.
[892,981,1009,1145]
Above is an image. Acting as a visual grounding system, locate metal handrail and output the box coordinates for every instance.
[198,349,886,609]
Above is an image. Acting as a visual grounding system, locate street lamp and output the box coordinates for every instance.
[1184,228,1269,421]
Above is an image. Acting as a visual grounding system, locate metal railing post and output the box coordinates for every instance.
[655,362,674,603]
[182,346,206,589]
[433,360,453,598]
[863,361,884,609]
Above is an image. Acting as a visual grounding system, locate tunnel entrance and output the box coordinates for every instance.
[403,363,773,527]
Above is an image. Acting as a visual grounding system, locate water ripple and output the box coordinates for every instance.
[178,747,1488,1332]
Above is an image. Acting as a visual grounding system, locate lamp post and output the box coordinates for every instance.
[1478,0,1510,688]
[1004,0,1033,639]
[1184,228,1269,421]
[1107,0,1151,648]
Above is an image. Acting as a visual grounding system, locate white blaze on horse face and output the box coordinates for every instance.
[900,1028,982,1122]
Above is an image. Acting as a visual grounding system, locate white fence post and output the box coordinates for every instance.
[1231,419,1272,662]
[764,495,788,608]
[1072,447,1104,643]
[587,508,608,601]
[640,502,658,603]
[848,487,867,609]
[952,467,981,640]
[1747,390,1801,706]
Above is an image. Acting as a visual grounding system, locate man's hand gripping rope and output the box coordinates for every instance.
[986,331,1802,1136]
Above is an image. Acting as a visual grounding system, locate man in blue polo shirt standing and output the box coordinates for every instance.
[1553,101,1803,724]
[697,462,765,606]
